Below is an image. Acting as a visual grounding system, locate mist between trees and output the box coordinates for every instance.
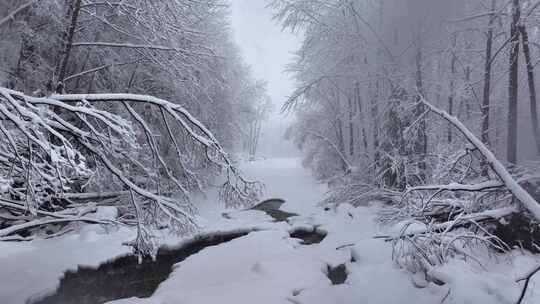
[271,0,540,296]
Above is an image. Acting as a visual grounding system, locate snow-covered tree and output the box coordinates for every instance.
[0,0,267,258]
[272,0,540,280]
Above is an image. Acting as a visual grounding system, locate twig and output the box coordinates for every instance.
[336,243,355,250]
[516,264,540,304]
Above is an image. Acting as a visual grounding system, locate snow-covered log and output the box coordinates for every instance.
[406,180,504,193]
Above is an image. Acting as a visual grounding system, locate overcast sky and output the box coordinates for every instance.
[230,0,301,157]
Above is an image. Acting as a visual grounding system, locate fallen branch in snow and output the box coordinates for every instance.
[60,191,129,200]
[336,243,355,250]
[391,216,512,275]
[385,97,540,275]
[0,198,98,220]
[516,264,540,304]
[323,181,400,208]
[0,226,74,241]
[406,180,504,193]
[0,216,111,237]
[386,206,518,240]
[420,97,540,221]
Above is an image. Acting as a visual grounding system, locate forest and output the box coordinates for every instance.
[0,0,270,256]
[2,0,540,303]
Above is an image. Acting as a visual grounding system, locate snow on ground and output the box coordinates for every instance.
[111,158,540,304]
[1,157,540,304]
[0,225,135,304]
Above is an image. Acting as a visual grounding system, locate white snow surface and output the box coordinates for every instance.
[1,158,539,304]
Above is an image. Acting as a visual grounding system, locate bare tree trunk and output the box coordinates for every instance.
[54,0,82,93]
[507,0,520,164]
[11,37,26,89]
[415,43,427,182]
[248,123,255,159]
[336,117,346,160]
[482,0,496,175]
[250,116,263,159]
[334,88,346,162]
[372,82,380,167]
[126,63,139,92]
[72,50,91,92]
[519,23,540,156]
[348,95,355,157]
[355,82,369,154]
[372,0,384,173]
[448,34,457,144]
[73,31,101,92]
[464,65,472,120]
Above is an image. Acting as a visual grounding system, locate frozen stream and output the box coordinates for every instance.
[0,158,538,304]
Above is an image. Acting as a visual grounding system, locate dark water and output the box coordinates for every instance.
[251,198,298,222]
[326,264,347,285]
[252,198,286,211]
[289,229,326,245]
[493,212,540,253]
[30,232,249,304]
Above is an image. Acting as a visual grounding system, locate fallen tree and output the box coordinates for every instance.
[0,87,261,258]
[380,97,540,293]
[420,97,540,220]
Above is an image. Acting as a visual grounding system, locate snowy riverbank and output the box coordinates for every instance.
[1,158,539,304]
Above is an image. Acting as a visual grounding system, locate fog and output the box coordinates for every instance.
[231,0,301,158]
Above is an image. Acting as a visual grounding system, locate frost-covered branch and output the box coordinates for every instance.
[0,87,261,258]
[306,130,352,173]
[63,59,142,82]
[387,206,518,239]
[72,42,218,57]
[420,97,540,221]
[406,180,504,193]
[385,97,540,276]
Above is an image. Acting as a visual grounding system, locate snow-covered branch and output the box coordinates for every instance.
[72,42,218,57]
[0,87,261,257]
[420,97,540,221]
[388,206,518,239]
[63,59,142,82]
[406,180,504,193]
[306,130,352,173]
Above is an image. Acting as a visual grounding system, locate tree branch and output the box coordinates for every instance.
[0,0,41,28]
[420,97,540,221]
